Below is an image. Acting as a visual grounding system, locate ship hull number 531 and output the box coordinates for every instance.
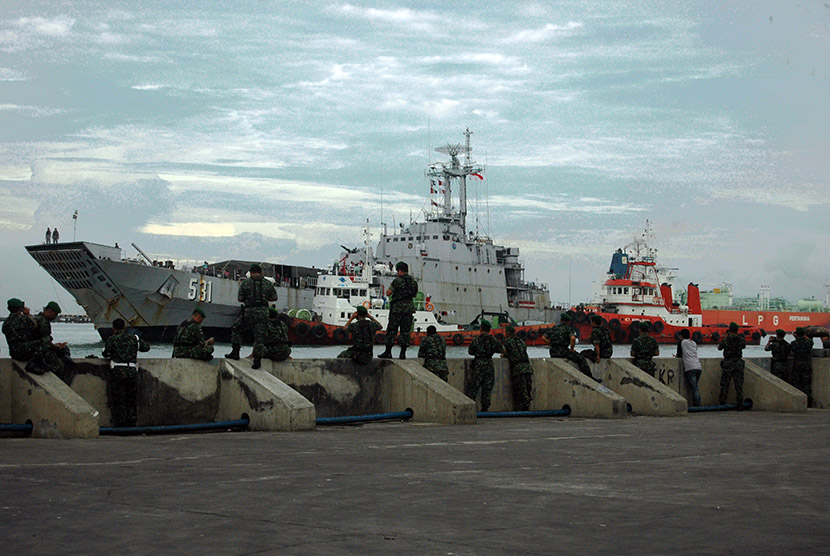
[188,278,213,302]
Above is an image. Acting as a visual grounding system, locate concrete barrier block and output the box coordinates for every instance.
[4,360,99,439]
[742,361,807,412]
[603,360,687,416]
[0,363,11,422]
[219,360,315,431]
[813,359,830,409]
[133,359,220,426]
[539,359,627,418]
[382,360,476,425]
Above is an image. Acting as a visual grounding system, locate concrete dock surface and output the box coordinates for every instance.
[2,411,829,555]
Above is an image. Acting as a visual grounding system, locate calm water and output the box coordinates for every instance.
[2,323,812,360]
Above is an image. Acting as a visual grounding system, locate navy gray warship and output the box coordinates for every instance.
[25,129,557,341]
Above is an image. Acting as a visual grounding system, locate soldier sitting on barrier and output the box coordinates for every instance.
[466,321,503,412]
[257,307,292,364]
[790,327,814,406]
[543,313,593,380]
[172,307,215,361]
[717,322,746,410]
[417,325,449,381]
[630,321,660,377]
[338,306,382,364]
[582,315,613,363]
[765,329,790,383]
[33,301,76,381]
[2,298,56,375]
[103,318,150,427]
[501,326,533,411]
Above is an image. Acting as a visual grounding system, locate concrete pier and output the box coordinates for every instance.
[593,359,688,416]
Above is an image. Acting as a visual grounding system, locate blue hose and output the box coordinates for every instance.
[316,409,414,425]
[477,407,571,418]
[0,423,33,434]
[100,418,250,436]
[688,400,753,413]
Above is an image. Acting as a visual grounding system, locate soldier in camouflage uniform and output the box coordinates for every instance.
[417,325,449,381]
[501,326,533,411]
[338,305,383,364]
[543,313,593,380]
[32,301,75,380]
[764,329,791,382]
[2,298,54,374]
[466,321,503,412]
[378,261,418,360]
[102,318,150,427]
[226,263,278,368]
[172,307,214,360]
[258,307,292,362]
[630,321,660,377]
[717,322,746,409]
[789,327,814,405]
[583,315,613,363]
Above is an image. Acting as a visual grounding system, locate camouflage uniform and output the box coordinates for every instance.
[2,312,53,368]
[631,333,659,377]
[33,311,72,372]
[384,274,418,349]
[765,338,791,382]
[790,336,814,403]
[172,319,214,360]
[259,317,292,362]
[417,334,449,381]
[587,325,614,360]
[230,276,278,350]
[544,323,592,379]
[502,336,533,411]
[103,331,150,427]
[338,319,382,364]
[466,333,503,411]
[718,332,746,406]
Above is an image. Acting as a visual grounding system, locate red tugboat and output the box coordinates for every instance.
[569,223,764,345]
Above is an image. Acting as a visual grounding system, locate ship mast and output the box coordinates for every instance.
[428,127,483,236]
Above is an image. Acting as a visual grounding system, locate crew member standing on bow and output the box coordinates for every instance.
[103,318,150,427]
[226,263,277,369]
[378,261,418,360]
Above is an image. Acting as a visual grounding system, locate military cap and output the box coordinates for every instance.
[560,313,571,322]
[426,325,437,335]
[728,322,738,332]
[250,263,263,273]
[112,318,126,330]
[355,305,368,315]
[776,329,786,337]
[640,321,651,331]
[395,261,408,272]
[7,298,24,310]
[45,301,61,314]
[795,327,805,335]
[268,307,279,318]
[193,307,206,318]
[480,320,492,331]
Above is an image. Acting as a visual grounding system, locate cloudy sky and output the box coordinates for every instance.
[1,1,828,312]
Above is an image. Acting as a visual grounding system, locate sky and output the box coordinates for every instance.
[1,0,829,313]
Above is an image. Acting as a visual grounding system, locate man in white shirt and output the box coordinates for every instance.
[675,328,702,407]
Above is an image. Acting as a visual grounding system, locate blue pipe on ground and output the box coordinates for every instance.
[477,408,571,418]
[100,418,250,436]
[0,423,33,434]
[688,400,753,413]
[316,409,414,425]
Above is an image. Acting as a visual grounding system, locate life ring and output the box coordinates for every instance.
[692,331,703,343]
[311,324,327,340]
[361,301,371,309]
[425,302,434,311]
[527,329,539,340]
[711,331,720,342]
[652,320,664,333]
[452,333,464,346]
[375,332,386,344]
[293,321,310,338]
[609,318,621,331]
[332,328,348,343]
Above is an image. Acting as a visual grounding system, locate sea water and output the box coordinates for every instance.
[0,322,809,360]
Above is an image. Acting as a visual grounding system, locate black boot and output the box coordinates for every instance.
[24,360,48,375]
[225,344,241,360]
[252,357,261,370]
[736,397,744,411]
[398,346,407,360]
[378,347,393,359]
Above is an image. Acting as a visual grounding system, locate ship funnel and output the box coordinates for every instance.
[660,284,673,311]
[686,283,702,314]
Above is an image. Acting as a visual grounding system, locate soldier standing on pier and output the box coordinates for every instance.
[790,327,814,405]
[417,325,449,381]
[378,261,418,360]
[172,307,214,360]
[717,322,746,409]
[338,306,382,364]
[630,321,660,377]
[765,329,791,382]
[103,318,150,427]
[543,313,593,380]
[226,263,278,369]
[466,320,503,412]
[501,326,533,411]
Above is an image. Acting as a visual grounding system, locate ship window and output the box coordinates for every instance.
[360,290,366,296]
[624,288,629,294]
[351,289,359,296]
[433,235,438,239]
[341,312,346,318]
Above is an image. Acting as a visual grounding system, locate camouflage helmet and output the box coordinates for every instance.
[193,307,206,318]
[44,301,61,314]
[355,305,368,315]
[7,298,24,310]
